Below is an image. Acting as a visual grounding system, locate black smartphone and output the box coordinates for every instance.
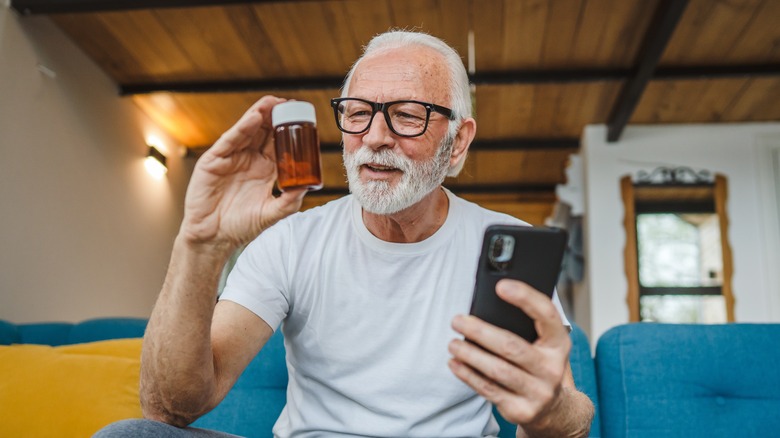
[469,225,568,343]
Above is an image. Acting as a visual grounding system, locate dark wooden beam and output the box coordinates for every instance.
[653,63,780,80]
[471,68,628,85]
[120,77,343,96]
[10,0,318,14]
[606,0,690,142]
[118,63,780,96]
[186,138,579,158]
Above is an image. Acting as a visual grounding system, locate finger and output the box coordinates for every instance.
[260,188,307,228]
[209,96,286,158]
[447,357,512,405]
[452,314,543,372]
[495,279,568,347]
[448,338,537,395]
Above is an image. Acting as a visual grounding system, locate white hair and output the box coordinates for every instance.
[340,30,472,177]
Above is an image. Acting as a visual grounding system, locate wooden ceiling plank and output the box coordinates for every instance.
[569,0,609,67]
[528,84,563,137]
[629,81,673,123]
[585,81,623,123]
[501,0,549,69]
[272,2,361,76]
[606,0,690,142]
[153,7,259,79]
[93,10,195,82]
[571,0,656,68]
[540,0,584,69]
[632,78,753,124]
[450,150,571,185]
[132,94,212,145]
[471,0,504,72]
[316,1,369,71]
[250,4,309,74]
[686,79,748,122]
[724,77,780,122]
[249,2,356,77]
[51,13,143,81]
[474,84,535,139]
[604,0,659,66]
[338,0,394,55]
[551,83,589,135]
[661,0,765,65]
[221,5,287,78]
[386,0,470,53]
[727,0,780,63]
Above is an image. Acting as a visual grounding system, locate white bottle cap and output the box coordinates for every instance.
[272,101,317,127]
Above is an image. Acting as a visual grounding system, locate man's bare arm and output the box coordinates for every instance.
[140,240,272,426]
[139,96,305,426]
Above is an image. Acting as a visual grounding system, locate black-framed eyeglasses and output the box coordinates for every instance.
[330,97,455,138]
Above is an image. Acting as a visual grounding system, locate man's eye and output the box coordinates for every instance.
[396,111,423,120]
[347,110,371,118]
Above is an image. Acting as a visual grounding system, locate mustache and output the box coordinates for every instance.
[346,147,412,172]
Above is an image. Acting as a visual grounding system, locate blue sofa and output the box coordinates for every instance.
[3,318,779,437]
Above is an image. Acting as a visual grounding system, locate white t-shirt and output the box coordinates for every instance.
[220,189,569,438]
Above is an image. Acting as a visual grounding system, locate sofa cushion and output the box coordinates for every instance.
[596,323,780,438]
[0,338,143,437]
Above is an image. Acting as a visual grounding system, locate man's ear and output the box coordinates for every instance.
[449,117,476,172]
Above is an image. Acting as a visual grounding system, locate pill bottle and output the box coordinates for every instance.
[271,101,323,191]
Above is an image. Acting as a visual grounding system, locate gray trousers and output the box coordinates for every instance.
[93,419,243,437]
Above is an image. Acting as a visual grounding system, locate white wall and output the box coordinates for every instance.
[582,123,780,343]
[0,6,192,323]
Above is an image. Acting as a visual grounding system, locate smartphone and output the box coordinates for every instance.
[469,225,568,343]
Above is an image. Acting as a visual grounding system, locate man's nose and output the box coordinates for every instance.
[362,111,394,149]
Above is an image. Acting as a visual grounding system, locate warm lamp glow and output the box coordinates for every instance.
[145,146,167,179]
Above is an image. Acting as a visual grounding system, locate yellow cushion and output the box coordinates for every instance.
[0,338,143,437]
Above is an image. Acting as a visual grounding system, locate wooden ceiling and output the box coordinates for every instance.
[11,0,780,224]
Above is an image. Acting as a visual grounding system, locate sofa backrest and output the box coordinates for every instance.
[596,323,780,438]
[0,318,147,346]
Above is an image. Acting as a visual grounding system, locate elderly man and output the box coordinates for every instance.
[98,30,593,438]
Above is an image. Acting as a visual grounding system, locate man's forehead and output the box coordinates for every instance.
[350,48,450,99]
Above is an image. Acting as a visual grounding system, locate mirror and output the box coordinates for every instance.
[621,168,734,323]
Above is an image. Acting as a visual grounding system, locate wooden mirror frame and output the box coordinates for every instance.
[621,173,735,322]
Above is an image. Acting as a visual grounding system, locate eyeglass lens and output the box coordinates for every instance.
[336,99,429,136]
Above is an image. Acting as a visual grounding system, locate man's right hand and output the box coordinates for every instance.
[180,95,307,251]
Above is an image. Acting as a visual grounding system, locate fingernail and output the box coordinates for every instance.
[497,279,526,297]
[452,315,465,331]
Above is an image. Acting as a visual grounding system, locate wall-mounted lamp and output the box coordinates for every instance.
[145,146,168,179]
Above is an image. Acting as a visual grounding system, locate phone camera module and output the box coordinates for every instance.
[488,234,515,271]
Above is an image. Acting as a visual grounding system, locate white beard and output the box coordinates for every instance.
[343,135,454,215]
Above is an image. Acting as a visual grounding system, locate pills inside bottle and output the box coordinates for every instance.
[271,101,323,191]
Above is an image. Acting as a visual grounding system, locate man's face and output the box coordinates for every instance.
[341,46,455,215]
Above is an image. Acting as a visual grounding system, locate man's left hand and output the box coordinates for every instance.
[448,278,572,433]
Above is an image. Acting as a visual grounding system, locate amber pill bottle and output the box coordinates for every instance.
[271,101,323,191]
